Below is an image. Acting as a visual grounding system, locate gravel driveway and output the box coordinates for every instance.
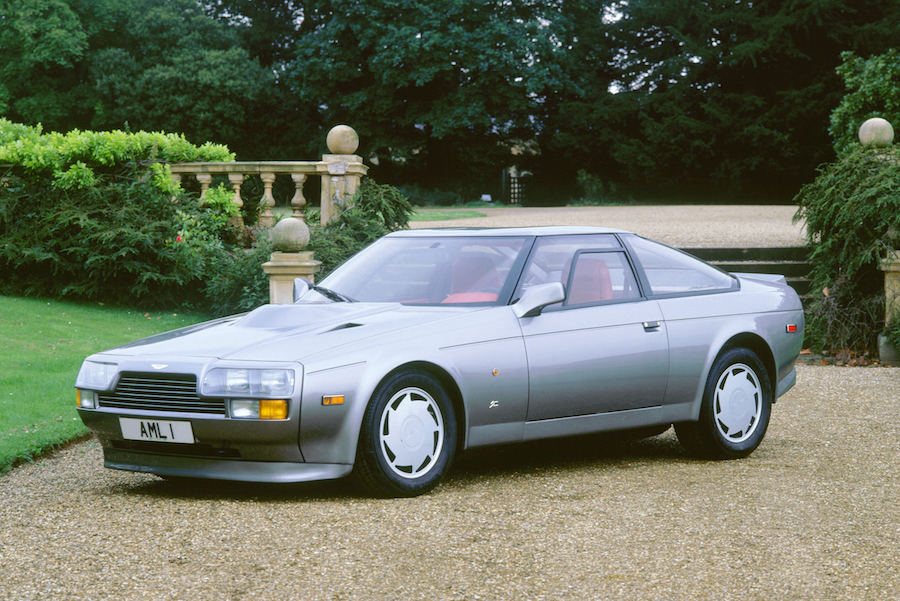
[413,205,805,248]
[1,364,897,600]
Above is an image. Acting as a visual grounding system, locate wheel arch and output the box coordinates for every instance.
[372,361,468,453]
[716,332,776,397]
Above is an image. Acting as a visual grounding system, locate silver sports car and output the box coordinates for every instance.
[76,227,804,496]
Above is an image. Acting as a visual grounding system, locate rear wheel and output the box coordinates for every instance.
[355,370,457,497]
[675,348,771,459]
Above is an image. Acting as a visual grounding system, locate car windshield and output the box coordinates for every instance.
[307,236,531,305]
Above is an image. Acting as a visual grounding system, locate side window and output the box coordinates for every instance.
[516,234,640,307]
[566,251,640,305]
[627,236,736,295]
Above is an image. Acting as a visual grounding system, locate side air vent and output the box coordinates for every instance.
[324,322,362,333]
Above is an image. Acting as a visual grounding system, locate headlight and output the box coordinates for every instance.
[75,360,117,390]
[202,368,295,397]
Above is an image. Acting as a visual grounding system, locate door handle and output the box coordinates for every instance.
[642,320,661,331]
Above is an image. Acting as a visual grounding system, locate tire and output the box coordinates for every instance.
[675,348,772,459]
[355,370,457,497]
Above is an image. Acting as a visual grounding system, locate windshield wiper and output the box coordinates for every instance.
[312,285,355,303]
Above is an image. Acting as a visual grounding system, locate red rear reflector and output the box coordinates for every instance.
[786,324,798,333]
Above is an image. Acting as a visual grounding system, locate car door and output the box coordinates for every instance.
[516,235,669,421]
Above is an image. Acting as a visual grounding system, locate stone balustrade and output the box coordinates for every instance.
[169,125,367,227]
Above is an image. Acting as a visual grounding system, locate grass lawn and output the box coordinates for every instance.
[0,296,209,474]
[411,208,488,221]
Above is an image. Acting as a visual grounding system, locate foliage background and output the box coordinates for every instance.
[793,145,900,352]
[1,0,897,203]
[0,119,414,315]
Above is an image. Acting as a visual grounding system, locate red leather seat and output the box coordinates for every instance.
[568,255,613,305]
[442,253,501,304]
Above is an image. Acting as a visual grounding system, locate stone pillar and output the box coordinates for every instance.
[258,171,277,227]
[860,117,898,364]
[261,217,321,304]
[290,173,307,219]
[227,173,244,208]
[320,125,367,225]
[196,173,212,200]
[878,250,900,365]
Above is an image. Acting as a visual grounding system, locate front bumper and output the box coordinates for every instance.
[104,447,352,483]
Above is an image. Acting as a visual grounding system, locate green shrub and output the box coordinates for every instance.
[308,179,413,278]
[202,235,273,317]
[829,50,900,155]
[572,170,625,206]
[793,145,900,351]
[0,120,235,308]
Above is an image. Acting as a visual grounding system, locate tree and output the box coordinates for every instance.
[583,0,900,199]
[0,0,91,128]
[86,0,271,156]
[829,49,900,154]
[283,0,561,191]
[0,0,271,156]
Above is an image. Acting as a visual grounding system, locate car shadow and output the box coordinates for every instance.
[115,430,690,501]
[116,472,361,502]
[446,429,688,486]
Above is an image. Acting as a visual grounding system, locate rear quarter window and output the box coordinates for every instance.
[626,236,736,296]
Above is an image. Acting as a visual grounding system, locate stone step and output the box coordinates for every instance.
[715,261,810,277]
[682,247,809,262]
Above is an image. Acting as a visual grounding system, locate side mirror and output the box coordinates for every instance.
[513,282,565,318]
[293,277,311,302]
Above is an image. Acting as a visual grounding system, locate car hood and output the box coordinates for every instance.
[100,302,476,362]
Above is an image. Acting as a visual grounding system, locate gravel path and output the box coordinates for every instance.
[412,205,805,248]
[1,364,897,600]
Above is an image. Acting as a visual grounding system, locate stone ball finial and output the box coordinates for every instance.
[858,117,894,147]
[326,125,359,154]
[270,217,310,252]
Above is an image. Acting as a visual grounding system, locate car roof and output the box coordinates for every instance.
[388,226,633,237]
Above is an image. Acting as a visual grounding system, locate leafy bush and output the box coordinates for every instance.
[829,50,900,155]
[0,120,235,308]
[202,236,274,317]
[793,145,900,351]
[572,170,626,206]
[307,179,414,278]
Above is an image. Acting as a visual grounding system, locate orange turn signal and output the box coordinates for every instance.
[322,395,345,406]
[259,399,288,420]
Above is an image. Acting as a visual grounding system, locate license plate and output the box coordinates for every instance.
[119,418,194,444]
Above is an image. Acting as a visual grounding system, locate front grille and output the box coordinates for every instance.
[99,372,225,415]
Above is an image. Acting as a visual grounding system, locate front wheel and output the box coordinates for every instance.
[355,370,457,497]
[675,348,772,459]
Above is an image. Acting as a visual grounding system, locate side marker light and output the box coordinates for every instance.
[786,324,798,333]
[322,395,345,406]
